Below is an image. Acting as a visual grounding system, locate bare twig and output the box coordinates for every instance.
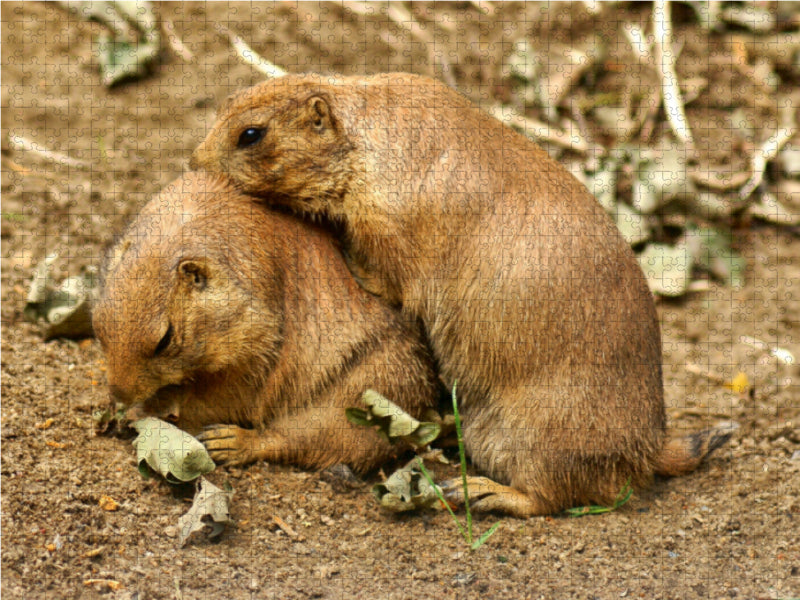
[272,515,298,539]
[386,3,433,44]
[216,24,286,78]
[623,23,651,63]
[8,135,91,170]
[740,336,795,365]
[689,168,751,192]
[653,0,694,148]
[488,105,596,154]
[162,20,193,62]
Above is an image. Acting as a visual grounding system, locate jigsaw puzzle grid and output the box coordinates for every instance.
[2,3,798,598]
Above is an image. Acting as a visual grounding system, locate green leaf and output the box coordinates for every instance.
[132,418,215,484]
[637,243,691,297]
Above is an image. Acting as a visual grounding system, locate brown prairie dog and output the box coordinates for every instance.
[92,171,438,474]
[191,72,735,515]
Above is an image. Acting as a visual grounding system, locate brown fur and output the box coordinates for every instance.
[191,72,734,514]
[92,171,438,474]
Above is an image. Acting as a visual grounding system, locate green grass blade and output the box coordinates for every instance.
[565,479,634,517]
[471,522,501,550]
[416,458,470,544]
[451,381,473,544]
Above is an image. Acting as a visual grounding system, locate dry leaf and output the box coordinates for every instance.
[132,418,215,483]
[178,477,234,546]
[372,459,442,512]
[346,390,440,448]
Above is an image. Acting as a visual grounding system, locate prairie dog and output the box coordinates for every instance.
[191,73,734,514]
[93,171,438,474]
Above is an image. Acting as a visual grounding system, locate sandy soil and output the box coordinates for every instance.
[2,3,799,598]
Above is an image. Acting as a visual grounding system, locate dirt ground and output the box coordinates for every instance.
[2,2,799,598]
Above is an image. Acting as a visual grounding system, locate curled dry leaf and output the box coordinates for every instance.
[372,459,442,512]
[739,128,796,201]
[58,1,161,87]
[506,37,603,123]
[345,390,440,449]
[631,143,691,214]
[178,477,234,547]
[506,39,541,82]
[23,254,98,340]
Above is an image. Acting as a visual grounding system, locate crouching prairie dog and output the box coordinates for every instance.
[92,171,439,474]
[191,72,736,516]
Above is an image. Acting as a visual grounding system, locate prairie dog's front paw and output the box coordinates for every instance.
[196,424,261,466]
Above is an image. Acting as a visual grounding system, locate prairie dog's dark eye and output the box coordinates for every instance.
[153,323,173,357]
[237,127,266,148]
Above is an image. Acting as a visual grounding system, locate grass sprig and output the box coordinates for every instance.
[416,382,499,550]
[565,479,634,517]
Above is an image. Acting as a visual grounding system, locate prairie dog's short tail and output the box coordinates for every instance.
[654,422,740,477]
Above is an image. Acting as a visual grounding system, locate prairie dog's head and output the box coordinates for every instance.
[93,172,282,409]
[190,75,355,216]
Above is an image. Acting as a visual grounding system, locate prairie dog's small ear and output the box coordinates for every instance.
[178,259,209,290]
[306,95,332,132]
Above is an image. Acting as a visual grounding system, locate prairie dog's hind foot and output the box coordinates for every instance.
[439,475,552,518]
